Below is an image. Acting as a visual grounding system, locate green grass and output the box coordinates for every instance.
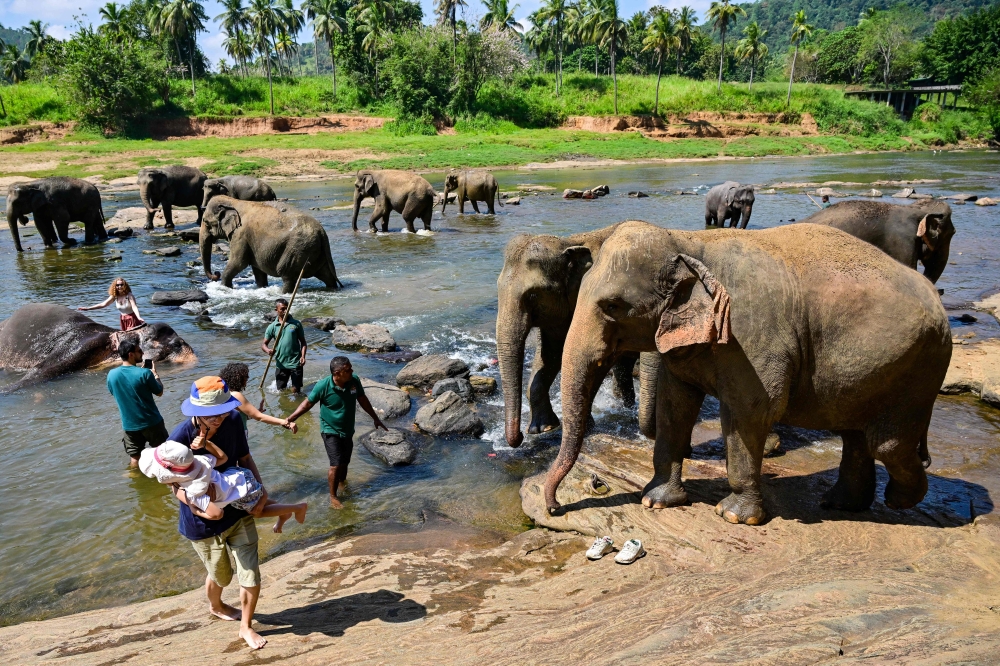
[0,81,75,126]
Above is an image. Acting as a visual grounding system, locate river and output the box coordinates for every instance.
[1,151,999,626]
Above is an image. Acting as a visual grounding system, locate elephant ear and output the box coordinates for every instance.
[916,213,947,251]
[218,205,242,239]
[364,175,379,197]
[655,254,732,354]
[724,185,738,207]
[562,245,593,284]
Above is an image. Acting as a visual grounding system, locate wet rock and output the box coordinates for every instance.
[941,339,1000,400]
[757,188,777,195]
[813,187,845,197]
[942,193,978,202]
[506,196,521,205]
[360,378,411,419]
[469,375,497,396]
[431,377,473,401]
[360,428,416,466]
[563,189,583,199]
[592,185,610,196]
[414,391,484,436]
[106,255,122,262]
[582,190,597,199]
[860,188,883,197]
[434,192,458,205]
[891,187,916,199]
[627,191,649,198]
[332,323,396,353]
[976,197,999,206]
[982,376,1000,408]
[178,229,200,242]
[302,316,345,332]
[214,243,230,253]
[911,193,935,200]
[155,247,182,257]
[366,348,423,364]
[150,289,208,306]
[107,238,122,244]
[396,354,469,390]
[955,313,978,324]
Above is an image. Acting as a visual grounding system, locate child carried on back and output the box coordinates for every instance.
[140,435,306,533]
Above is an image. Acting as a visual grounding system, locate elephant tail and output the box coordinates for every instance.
[497,188,504,208]
[322,232,344,289]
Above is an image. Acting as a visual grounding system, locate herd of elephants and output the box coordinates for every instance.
[0,164,958,527]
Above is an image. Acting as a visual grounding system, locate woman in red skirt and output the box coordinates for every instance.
[78,277,146,331]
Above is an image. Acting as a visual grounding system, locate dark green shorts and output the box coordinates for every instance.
[122,421,169,459]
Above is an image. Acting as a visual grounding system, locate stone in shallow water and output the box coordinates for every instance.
[396,354,469,390]
[360,378,411,419]
[414,391,484,436]
[150,289,208,306]
[469,375,497,396]
[431,377,473,401]
[302,316,345,331]
[332,323,396,352]
[366,348,423,364]
[360,428,416,466]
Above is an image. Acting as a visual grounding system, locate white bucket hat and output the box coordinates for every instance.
[139,440,213,497]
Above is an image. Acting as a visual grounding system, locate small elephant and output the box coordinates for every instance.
[137,165,207,230]
[799,199,954,283]
[351,169,435,233]
[5,177,108,251]
[442,170,503,215]
[705,181,755,228]
[545,221,951,525]
[201,175,277,209]
[202,196,343,292]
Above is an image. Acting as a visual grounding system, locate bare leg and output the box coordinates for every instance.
[257,501,307,533]
[238,585,266,650]
[205,576,241,621]
[328,466,342,508]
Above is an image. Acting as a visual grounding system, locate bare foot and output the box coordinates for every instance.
[209,603,241,621]
[294,503,307,524]
[240,626,267,650]
[329,496,343,509]
[273,513,290,533]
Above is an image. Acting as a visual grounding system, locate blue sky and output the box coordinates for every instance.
[0,0,713,65]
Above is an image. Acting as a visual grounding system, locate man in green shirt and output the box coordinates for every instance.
[261,298,307,393]
[107,337,167,466]
[287,356,387,508]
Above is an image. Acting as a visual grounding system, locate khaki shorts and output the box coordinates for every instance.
[190,516,260,588]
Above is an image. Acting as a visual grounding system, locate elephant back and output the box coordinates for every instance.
[0,304,111,371]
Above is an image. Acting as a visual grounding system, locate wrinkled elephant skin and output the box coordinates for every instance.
[137,165,207,230]
[442,170,502,215]
[6,177,108,252]
[201,175,276,209]
[352,169,436,233]
[705,181,755,229]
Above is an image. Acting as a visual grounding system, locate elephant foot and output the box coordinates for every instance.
[164,222,175,230]
[641,479,687,509]
[62,238,77,246]
[714,492,766,525]
[143,223,154,231]
[820,475,875,512]
[763,433,781,456]
[528,412,560,435]
[883,477,926,511]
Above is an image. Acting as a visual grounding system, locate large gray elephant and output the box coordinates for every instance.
[5,177,108,252]
[202,196,343,291]
[544,221,951,525]
[704,181,755,228]
[498,224,654,449]
[799,199,954,283]
[442,170,502,215]
[201,175,276,209]
[351,169,435,233]
[0,303,195,393]
[137,166,207,230]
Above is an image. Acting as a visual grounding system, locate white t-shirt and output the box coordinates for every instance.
[187,456,255,512]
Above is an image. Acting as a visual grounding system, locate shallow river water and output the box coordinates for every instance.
[1,151,1000,626]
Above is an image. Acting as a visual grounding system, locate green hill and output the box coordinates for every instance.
[0,26,29,51]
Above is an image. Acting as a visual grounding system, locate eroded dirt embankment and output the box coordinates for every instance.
[563,112,819,138]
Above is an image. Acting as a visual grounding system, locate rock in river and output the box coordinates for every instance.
[360,428,416,466]
[469,375,497,396]
[366,348,423,364]
[332,323,396,353]
[431,377,473,401]
[150,289,208,306]
[360,378,411,420]
[302,316,345,332]
[396,354,469,390]
[414,391,484,436]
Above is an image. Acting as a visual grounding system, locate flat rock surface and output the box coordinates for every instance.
[365,348,422,364]
[414,390,484,436]
[302,316,345,331]
[396,354,469,390]
[149,289,208,306]
[106,206,200,230]
[332,323,396,353]
[359,378,411,420]
[431,377,473,401]
[941,338,1000,395]
[360,428,417,465]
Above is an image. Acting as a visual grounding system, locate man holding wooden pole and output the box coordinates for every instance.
[261,298,307,393]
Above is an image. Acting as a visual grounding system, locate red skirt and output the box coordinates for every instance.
[120,314,144,331]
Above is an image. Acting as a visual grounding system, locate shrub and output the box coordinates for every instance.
[918,102,942,123]
[383,116,438,136]
[383,28,456,119]
[454,113,518,134]
[811,96,904,137]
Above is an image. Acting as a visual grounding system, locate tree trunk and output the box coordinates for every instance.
[266,51,275,115]
[717,27,725,92]
[330,38,337,96]
[612,32,618,115]
[654,54,662,115]
[749,53,755,92]
[189,36,197,96]
[174,38,183,70]
[786,43,798,106]
[676,47,681,75]
[0,91,6,117]
[315,36,320,76]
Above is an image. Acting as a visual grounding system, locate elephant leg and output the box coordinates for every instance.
[487,194,496,215]
[459,196,465,215]
[420,204,433,231]
[820,430,876,512]
[50,210,75,245]
[251,266,269,289]
[400,198,423,233]
[144,208,156,230]
[34,214,59,248]
[879,430,929,511]
[718,207,731,228]
[642,370,704,509]
[162,204,174,230]
[705,211,714,226]
[715,403,768,525]
[367,203,382,233]
[610,355,636,408]
[382,207,393,233]
[527,330,563,435]
[471,200,481,214]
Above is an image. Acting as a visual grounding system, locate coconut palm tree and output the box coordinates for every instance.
[535,0,567,93]
[160,0,207,95]
[435,0,468,60]
[248,0,285,113]
[706,0,744,92]
[735,20,767,92]
[525,12,554,72]
[563,2,588,73]
[23,20,50,58]
[585,0,625,113]
[215,0,250,74]
[1,44,29,83]
[481,0,522,33]
[356,0,394,94]
[99,3,131,44]
[673,5,697,75]
[643,10,679,115]
[277,0,304,74]
[304,0,346,93]
[786,9,813,106]
[223,28,253,75]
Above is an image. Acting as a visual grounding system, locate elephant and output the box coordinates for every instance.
[202,196,343,291]
[497,223,656,449]
[351,169,435,233]
[0,303,195,393]
[201,175,277,209]
[5,177,108,252]
[544,220,951,526]
[137,165,207,230]
[442,170,502,215]
[799,199,954,284]
[705,181,755,228]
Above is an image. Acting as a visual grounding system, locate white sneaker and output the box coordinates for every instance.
[586,536,614,560]
[614,539,645,564]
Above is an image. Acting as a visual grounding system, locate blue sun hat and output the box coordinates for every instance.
[181,376,241,416]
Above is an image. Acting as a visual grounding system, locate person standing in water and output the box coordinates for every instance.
[79,277,145,331]
[107,337,167,466]
[261,299,307,393]
[286,357,387,508]
[218,362,298,435]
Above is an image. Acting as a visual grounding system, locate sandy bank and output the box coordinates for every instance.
[563,112,819,138]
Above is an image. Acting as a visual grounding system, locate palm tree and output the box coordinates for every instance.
[673,6,697,75]
[356,0,394,94]
[248,0,284,113]
[481,0,521,33]
[159,0,207,95]
[304,0,346,93]
[536,0,567,93]
[1,44,29,83]
[278,0,304,74]
[215,0,250,74]
[786,10,813,106]
[223,28,253,75]
[99,3,132,44]
[735,20,767,92]
[563,2,587,73]
[23,20,50,58]
[643,10,678,115]
[585,0,625,113]
[435,0,468,60]
[706,0,744,92]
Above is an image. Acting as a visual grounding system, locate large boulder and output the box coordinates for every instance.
[302,316,345,332]
[366,348,422,364]
[332,323,396,353]
[396,354,469,390]
[431,377,473,401]
[414,391,484,437]
[360,428,417,466]
[150,289,208,306]
[360,378,411,420]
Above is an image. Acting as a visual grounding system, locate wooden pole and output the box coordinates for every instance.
[806,193,822,209]
[258,263,310,404]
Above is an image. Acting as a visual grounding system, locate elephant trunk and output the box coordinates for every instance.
[351,190,363,231]
[6,200,22,252]
[740,203,753,228]
[638,351,660,439]
[139,186,155,214]
[441,185,451,214]
[199,222,215,279]
[497,307,530,448]
[921,238,951,284]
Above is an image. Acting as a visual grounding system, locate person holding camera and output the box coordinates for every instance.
[107,337,168,466]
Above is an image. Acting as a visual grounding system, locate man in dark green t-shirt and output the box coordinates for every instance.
[287,356,386,508]
[261,298,307,393]
[107,337,167,466]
